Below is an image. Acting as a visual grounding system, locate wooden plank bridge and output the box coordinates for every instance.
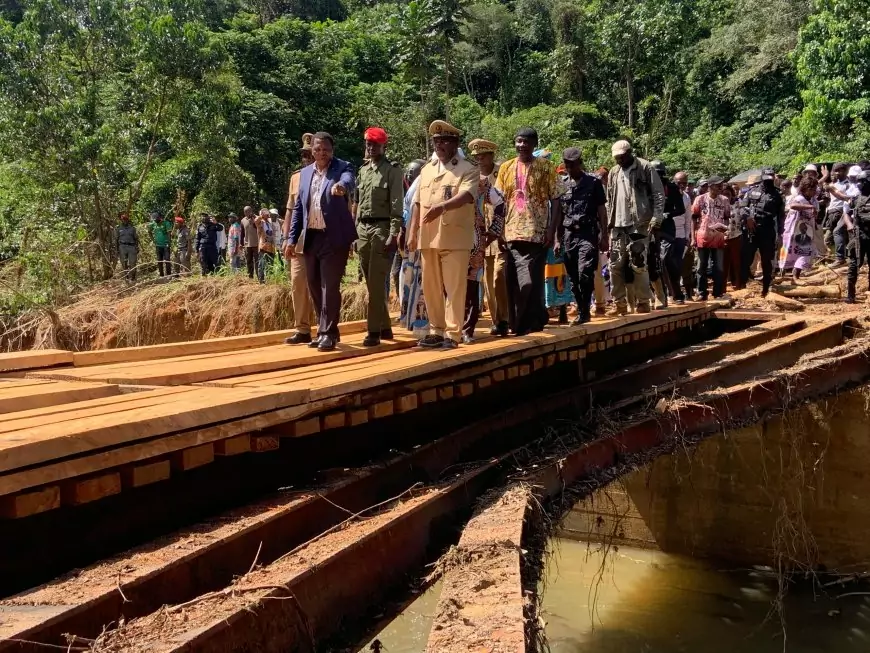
[0,303,726,519]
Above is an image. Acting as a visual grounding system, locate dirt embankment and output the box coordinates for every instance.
[1,277,370,352]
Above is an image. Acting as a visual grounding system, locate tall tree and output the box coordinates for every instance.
[0,0,232,277]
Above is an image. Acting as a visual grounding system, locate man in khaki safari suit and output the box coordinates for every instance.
[412,120,479,350]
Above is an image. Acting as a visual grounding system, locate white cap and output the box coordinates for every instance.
[611,140,632,156]
[849,165,862,177]
[803,163,818,173]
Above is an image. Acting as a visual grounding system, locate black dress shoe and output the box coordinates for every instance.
[380,328,394,340]
[362,333,381,347]
[489,325,500,336]
[284,332,312,345]
[318,335,337,351]
[571,315,590,326]
[494,321,509,337]
[308,335,323,348]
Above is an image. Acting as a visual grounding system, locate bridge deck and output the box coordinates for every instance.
[0,302,727,515]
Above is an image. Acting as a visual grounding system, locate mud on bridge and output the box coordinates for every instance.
[0,303,869,652]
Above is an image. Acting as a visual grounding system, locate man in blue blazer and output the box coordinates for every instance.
[287,131,357,351]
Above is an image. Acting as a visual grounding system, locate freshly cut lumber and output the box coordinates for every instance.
[37,331,418,386]
[0,398,341,497]
[772,284,841,299]
[0,379,119,414]
[71,318,373,367]
[171,444,215,471]
[0,349,72,372]
[122,460,171,488]
[0,385,306,475]
[62,473,121,506]
[214,434,252,456]
[0,486,60,518]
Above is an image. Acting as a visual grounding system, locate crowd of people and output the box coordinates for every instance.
[114,122,870,353]
[114,205,288,282]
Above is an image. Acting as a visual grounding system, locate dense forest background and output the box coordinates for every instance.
[0,0,867,310]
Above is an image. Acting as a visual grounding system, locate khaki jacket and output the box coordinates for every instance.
[415,157,479,250]
[606,156,664,229]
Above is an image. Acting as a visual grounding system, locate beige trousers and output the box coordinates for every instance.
[483,252,510,325]
[421,248,469,343]
[288,254,316,334]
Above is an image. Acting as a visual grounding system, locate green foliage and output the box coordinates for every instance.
[2,0,869,315]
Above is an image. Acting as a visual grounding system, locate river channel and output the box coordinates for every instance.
[361,538,870,652]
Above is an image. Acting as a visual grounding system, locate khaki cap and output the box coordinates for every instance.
[611,140,632,156]
[429,120,461,138]
[301,132,314,151]
[468,138,498,155]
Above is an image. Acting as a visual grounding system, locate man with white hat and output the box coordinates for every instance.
[605,139,665,315]
[823,163,861,266]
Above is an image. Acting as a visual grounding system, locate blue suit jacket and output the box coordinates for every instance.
[289,157,357,251]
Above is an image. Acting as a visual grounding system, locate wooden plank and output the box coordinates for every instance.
[0,386,305,475]
[121,460,171,488]
[713,310,783,321]
[456,382,474,397]
[475,376,492,390]
[519,364,531,377]
[0,398,340,497]
[419,388,438,404]
[171,444,215,471]
[558,351,568,363]
[214,434,252,456]
[0,486,60,518]
[395,394,418,413]
[62,473,121,506]
[321,412,348,430]
[369,400,394,420]
[251,434,280,452]
[0,349,73,372]
[45,332,418,386]
[71,319,374,367]
[532,357,543,371]
[506,366,519,380]
[492,369,506,383]
[437,386,454,400]
[568,349,579,361]
[0,381,120,414]
[292,417,320,437]
[348,409,369,426]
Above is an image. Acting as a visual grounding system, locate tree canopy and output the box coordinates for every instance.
[0,0,867,305]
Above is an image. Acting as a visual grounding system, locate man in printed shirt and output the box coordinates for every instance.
[496,127,563,336]
[412,120,479,349]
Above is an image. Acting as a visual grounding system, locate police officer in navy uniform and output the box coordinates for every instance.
[554,147,608,325]
[846,171,870,303]
[738,167,783,297]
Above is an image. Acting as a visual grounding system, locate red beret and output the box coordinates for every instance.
[364,127,388,144]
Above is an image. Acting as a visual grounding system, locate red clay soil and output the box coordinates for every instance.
[426,486,530,653]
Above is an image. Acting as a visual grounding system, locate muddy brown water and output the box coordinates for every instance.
[360,540,870,652]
